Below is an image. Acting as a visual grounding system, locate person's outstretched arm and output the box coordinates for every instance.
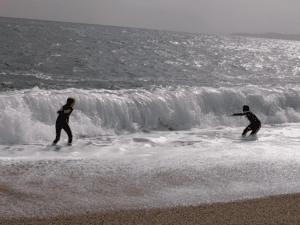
[229,113,245,117]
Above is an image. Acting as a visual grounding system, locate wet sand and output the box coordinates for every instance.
[2,193,300,224]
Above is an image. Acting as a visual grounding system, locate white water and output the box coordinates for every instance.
[2,85,300,145]
[1,124,300,218]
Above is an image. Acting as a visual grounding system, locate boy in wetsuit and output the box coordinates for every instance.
[52,97,76,146]
[230,105,261,136]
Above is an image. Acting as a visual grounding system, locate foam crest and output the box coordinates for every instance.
[1,86,300,144]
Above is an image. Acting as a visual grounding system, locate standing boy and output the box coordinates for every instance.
[52,97,76,146]
[230,105,261,136]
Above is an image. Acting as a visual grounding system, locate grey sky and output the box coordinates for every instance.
[1,0,300,35]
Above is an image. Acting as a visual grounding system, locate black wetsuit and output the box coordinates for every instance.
[53,104,73,144]
[233,111,261,135]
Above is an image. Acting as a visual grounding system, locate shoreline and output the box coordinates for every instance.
[2,193,300,224]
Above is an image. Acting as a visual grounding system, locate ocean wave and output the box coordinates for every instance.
[1,86,300,144]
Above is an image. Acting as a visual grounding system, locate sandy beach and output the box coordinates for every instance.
[2,193,300,224]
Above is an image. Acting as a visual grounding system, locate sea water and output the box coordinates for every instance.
[2,16,300,218]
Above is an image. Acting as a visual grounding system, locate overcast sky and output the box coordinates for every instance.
[1,0,300,35]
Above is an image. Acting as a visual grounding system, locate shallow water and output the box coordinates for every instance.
[2,125,300,218]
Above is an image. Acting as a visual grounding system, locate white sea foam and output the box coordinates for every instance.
[1,124,300,218]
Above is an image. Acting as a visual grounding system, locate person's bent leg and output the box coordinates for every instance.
[250,124,261,135]
[62,123,73,145]
[242,125,251,136]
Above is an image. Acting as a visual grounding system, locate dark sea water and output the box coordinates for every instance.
[2,16,300,219]
[2,16,300,91]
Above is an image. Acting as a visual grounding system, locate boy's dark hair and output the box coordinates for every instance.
[67,97,75,105]
[243,105,249,111]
